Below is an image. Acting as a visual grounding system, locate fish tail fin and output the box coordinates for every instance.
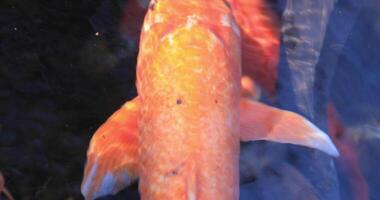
[81,97,140,200]
[240,98,339,157]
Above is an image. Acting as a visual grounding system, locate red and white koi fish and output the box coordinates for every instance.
[81,1,338,199]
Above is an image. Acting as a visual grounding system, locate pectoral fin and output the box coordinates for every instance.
[240,98,339,157]
[81,97,140,200]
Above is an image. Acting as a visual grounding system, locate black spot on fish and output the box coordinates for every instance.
[166,162,186,177]
[222,0,231,9]
[176,98,182,105]
[214,99,218,104]
[164,169,178,178]
[169,170,178,176]
[165,163,184,177]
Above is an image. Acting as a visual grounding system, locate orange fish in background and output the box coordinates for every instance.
[327,103,368,200]
[228,0,280,99]
[81,0,338,199]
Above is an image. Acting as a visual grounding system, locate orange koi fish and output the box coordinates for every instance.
[228,0,280,98]
[81,1,338,199]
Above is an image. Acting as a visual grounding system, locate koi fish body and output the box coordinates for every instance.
[81,1,338,200]
[137,1,241,199]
